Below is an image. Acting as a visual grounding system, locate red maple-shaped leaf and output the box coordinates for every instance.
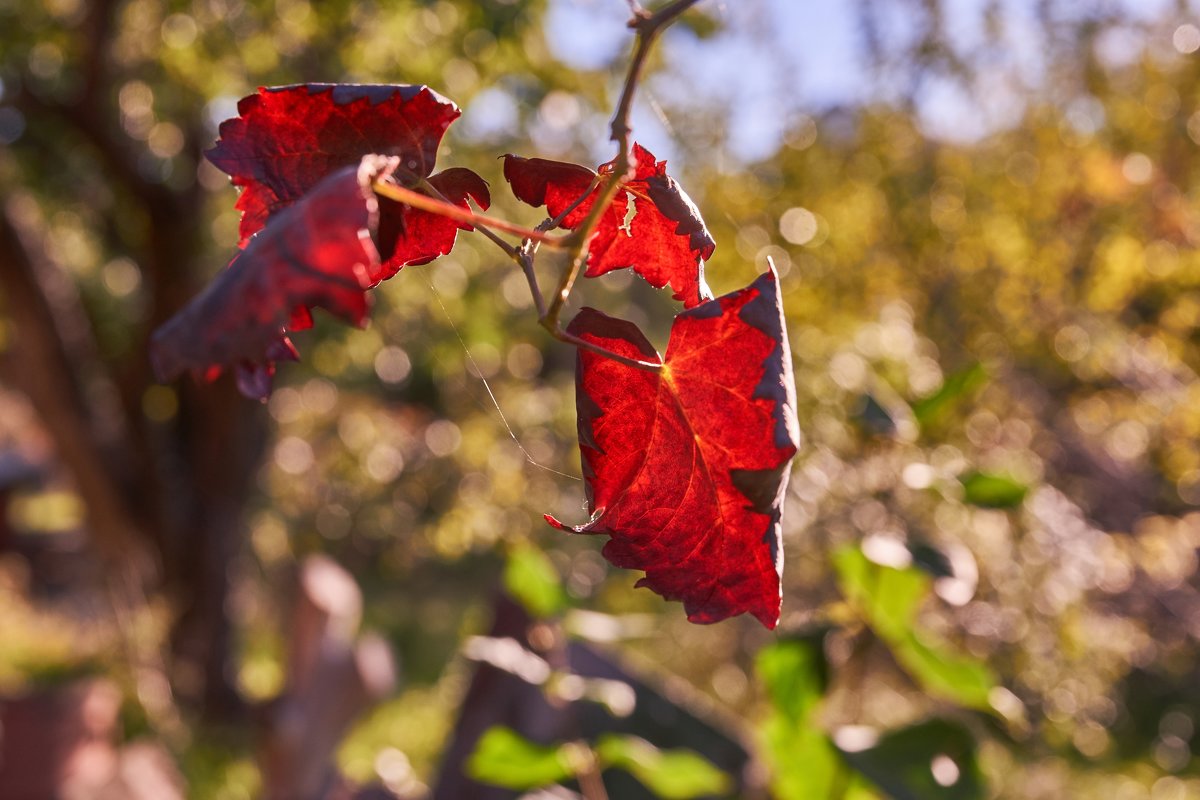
[207,84,461,244]
[503,144,716,307]
[547,267,799,628]
[150,156,391,400]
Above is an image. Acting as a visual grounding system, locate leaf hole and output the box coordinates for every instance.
[619,191,637,237]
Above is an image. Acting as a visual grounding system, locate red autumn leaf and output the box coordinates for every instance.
[150,156,391,400]
[546,267,799,628]
[372,167,491,282]
[503,143,716,307]
[207,83,462,245]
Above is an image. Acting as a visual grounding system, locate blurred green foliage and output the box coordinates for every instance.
[467,725,731,799]
[467,726,579,790]
[834,546,995,709]
[757,635,852,799]
[841,719,985,800]
[504,542,569,619]
[5,0,1200,798]
[593,734,732,799]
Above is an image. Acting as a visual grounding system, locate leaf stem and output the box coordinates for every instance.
[547,325,663,373]
[518,177,595,332]
[370,180,568,247]
[537,175,602,233]
[412,174,518,257]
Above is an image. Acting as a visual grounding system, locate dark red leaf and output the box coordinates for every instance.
[151,156,391,400]
[503,144,716,307]
[546,267,799,628]
[372,167,491,281]
[502,156,596,228]
[207,83,462,245]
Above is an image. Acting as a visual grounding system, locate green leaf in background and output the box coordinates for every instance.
[838,719,984,800]
[595,734,732,800]
[843,775,885,800]
[757,635,845,800]
[466,726,577,790]
[833,547,995,710]
[756,634,828,724]
[833,547,927,639]
[959,471,1028,509]
[503,544,568,618]
[892,634,995,710]
[912,362,987,428]
[763,723,844,800]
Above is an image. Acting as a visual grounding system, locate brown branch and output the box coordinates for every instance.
[510,176,602,322]
[610,0,703,144]
[516,240,549,319]
[375,2,703,376]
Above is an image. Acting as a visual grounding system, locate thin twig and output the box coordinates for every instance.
[609,2,698,146]
[517,176,599,323]
[393,0,702,375]
[517,240,548,319]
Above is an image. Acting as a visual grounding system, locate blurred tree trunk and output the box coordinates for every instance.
[0,0,269,721]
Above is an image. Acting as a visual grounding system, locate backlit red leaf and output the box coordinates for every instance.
[150,156,391,400]
[373,167,491,282]
[546,267,799,628]
[206,83,463,245]
[503,144,716,307]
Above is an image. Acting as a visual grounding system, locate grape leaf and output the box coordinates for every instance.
[207,84,461,243]
[372,166,491,282]
[503,143,716,307]
[150,156,391,400]
[911,362,986,428]
[547,267,799,628]
[158,83,492,398]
